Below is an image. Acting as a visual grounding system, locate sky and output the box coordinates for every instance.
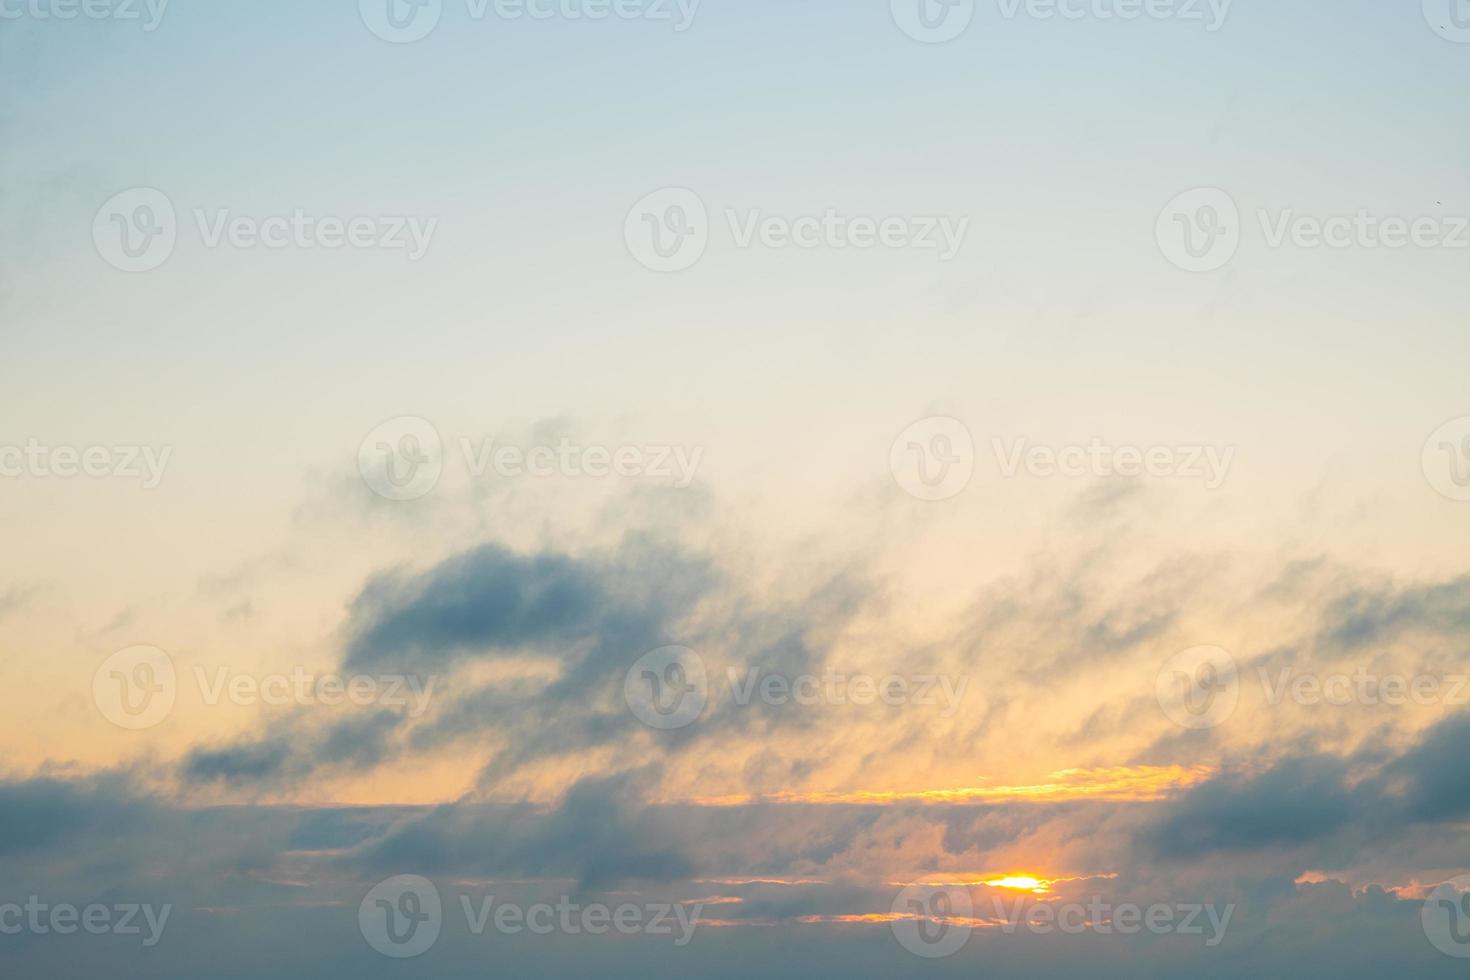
[4,0,1470,976]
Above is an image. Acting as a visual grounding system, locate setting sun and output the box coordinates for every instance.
[983,877,1052,895]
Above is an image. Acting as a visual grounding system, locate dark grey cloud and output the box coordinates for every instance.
[1150,757,1358,858]
[1318,576,1470,653]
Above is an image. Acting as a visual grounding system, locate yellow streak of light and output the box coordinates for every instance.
[679,766,1211,808]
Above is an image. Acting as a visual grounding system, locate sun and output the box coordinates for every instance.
[983,876,1051,895]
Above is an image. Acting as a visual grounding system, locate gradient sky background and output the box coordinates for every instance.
[4,0,1470,976]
